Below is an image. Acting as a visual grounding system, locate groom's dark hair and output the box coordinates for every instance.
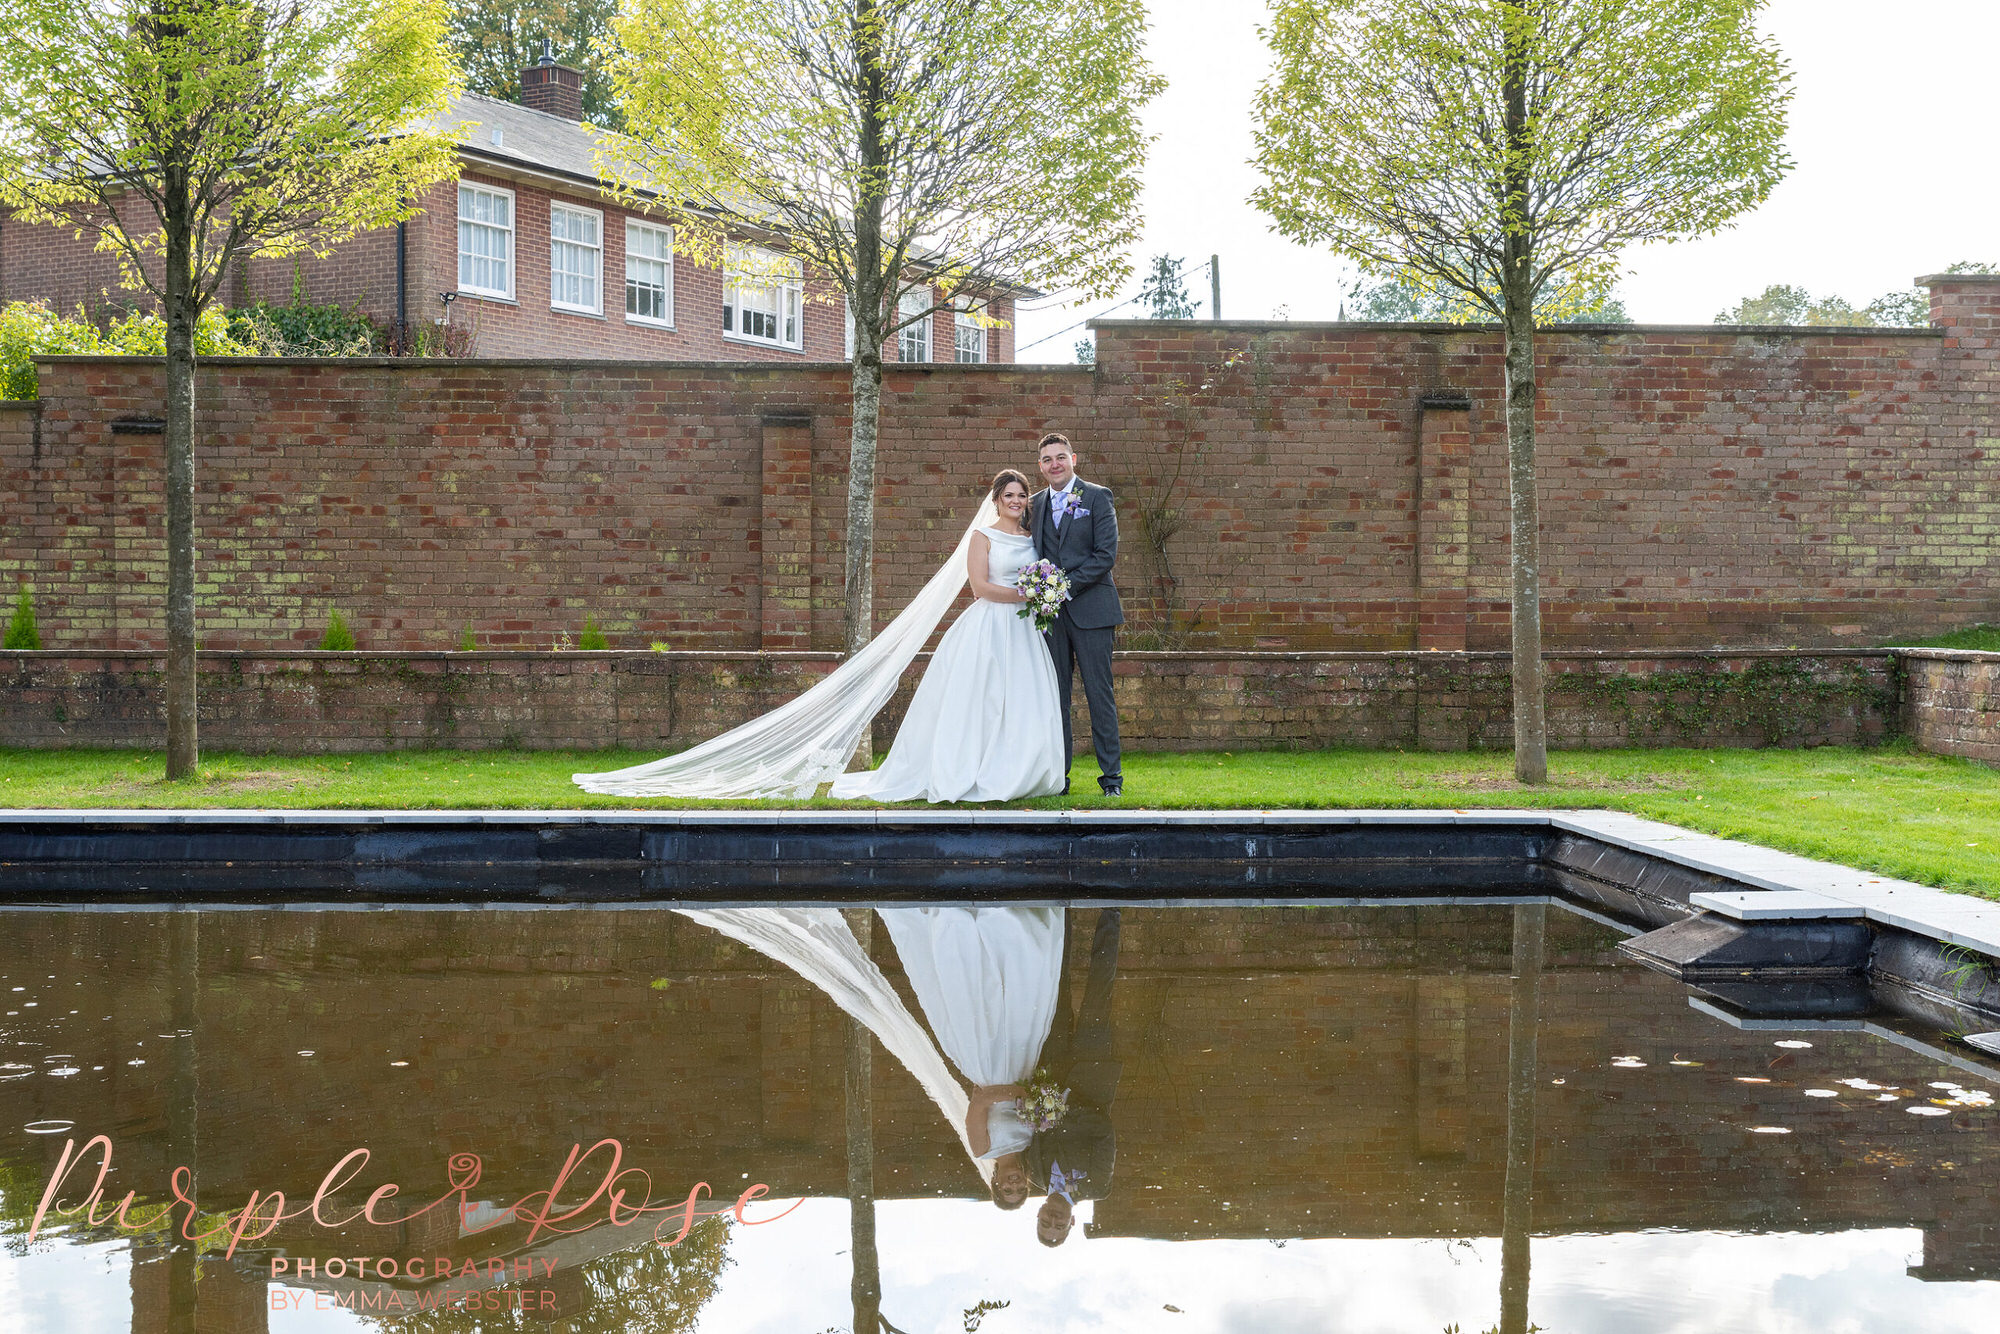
[1037,431,1071,452]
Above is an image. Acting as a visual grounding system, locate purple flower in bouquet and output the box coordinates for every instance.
[1013,560,1072,634]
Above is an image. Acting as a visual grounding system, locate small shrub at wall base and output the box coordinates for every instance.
[578,615,609,651]
[4,587,40,650]
[319,609,356,652]
[459,624,477,651]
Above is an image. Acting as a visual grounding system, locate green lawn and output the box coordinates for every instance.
[3,743,1997,899]
[1889,623,2000,651]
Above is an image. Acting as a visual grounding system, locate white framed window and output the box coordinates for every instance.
[954,301,988,363]
[549,203,602,314]
[722,244,803,350]
[457,183,515,299]
[898,289,932,362]
[625,220,674,326]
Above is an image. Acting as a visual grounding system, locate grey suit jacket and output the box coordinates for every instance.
[1030,479,1124,629]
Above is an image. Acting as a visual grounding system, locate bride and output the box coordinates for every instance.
[876,905,1064,1209]
[574,468,1065,802]
[829,470,1064,802]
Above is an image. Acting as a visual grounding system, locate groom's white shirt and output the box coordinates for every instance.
[1049,475,1078,529]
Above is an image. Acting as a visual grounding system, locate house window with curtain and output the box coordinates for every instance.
[898,289,932,362]
[625,220,674,326]
[549,204,602,314]
[722,244,803,350]
[954,302,987,363]
[457,183,515,299]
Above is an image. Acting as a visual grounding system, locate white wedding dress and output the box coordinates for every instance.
[829,527,1066,803]
[573,498,1067,802]
[877,906,1065,1159]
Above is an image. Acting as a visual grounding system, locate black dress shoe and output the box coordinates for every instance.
[1061,777,1071,796]
[1099,779,1123,797]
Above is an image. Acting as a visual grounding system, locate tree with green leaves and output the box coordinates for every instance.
[1253,0,1791,782]
[1714,264,1997,328]
[1137,254,1199,319]
[449,0,624,129]
[1345,276,1629,324]
[0,0,460,777]
[608,0,1162,656]
[361,1218,732,1333]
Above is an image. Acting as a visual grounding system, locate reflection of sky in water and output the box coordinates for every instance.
[704,1204,2000,1334]
[8,903,2000,1331]
[10,1216,2000,1333]
[0,1238,136,1334]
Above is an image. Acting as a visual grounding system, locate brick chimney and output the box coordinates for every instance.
[520,39,583,121]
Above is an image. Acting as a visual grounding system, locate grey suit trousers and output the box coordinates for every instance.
[1047,613,1120,784]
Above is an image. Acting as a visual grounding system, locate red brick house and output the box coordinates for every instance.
[0,59,1020,364]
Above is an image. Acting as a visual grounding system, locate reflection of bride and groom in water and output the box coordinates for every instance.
[678,904,1122,1243]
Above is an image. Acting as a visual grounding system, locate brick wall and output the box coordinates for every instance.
[0,647,1896,753]
[2,278,1996,657]
[1899,649,2000,766]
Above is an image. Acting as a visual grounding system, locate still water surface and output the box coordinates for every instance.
[1,901,1996,1333]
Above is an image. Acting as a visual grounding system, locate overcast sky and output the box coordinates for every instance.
[1013,0,2000,361]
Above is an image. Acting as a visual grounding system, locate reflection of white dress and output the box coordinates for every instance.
[830,527,1066,803]
[878,906,1064,1159]
[673,907,993,1182]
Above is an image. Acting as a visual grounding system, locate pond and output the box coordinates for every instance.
[2,900,1996,1333]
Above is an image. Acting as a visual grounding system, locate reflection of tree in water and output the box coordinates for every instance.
[362,1216,731,1334]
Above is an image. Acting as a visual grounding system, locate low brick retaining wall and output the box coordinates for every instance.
[1900,649,2000,766]
[0,648,1897,754]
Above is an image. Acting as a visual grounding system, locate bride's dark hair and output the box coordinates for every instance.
[989,468,1030,503]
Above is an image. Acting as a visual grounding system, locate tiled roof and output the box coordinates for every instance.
[433,92,630,194]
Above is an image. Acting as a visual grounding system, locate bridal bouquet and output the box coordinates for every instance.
[1021,1067,1071,1133]
[1014,561,1072,633]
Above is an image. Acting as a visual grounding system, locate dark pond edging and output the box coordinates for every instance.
[3,808,1999,1044]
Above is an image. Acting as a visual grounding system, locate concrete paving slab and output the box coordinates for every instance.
[1689,890,1866,921]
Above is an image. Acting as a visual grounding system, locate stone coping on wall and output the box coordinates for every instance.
[0,645,1903,663]
[1890,647,2000,661]
[1085,316,1948,338]
[27,353,1096,374]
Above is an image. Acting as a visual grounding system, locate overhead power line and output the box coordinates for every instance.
[1015,256,1215,357]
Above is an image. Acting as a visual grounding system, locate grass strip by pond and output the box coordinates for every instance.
[1887,624,2000,651]
[1,743,1995,899]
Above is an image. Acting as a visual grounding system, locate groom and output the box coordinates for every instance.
[1031,432,1123,797]
[1025,907,1122,1246]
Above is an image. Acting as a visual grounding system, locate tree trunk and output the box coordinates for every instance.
[1501,297,1546,783]
[1500,902,1544,1334]
[842,0,890,769]
[164,909,200,1333]
[163,194,199,778]
[842,909,881,1334]
[1500,0,1547,784]
[844,346,882,657]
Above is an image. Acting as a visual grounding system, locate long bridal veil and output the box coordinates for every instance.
[574,497,1000,799]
